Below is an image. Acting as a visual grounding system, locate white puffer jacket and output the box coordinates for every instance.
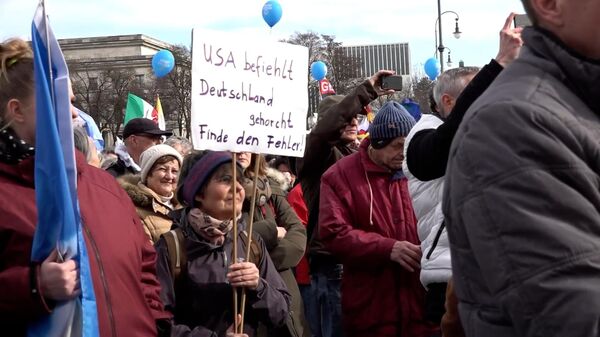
[402,114,452,288]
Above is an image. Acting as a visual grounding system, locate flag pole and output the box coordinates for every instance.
[231,152,240,333]
[238,154,261,332]
[41,0,54,106]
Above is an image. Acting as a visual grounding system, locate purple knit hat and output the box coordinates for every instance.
[180,151,232,206]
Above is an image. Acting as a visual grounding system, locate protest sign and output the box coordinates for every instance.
[191,30,309,157]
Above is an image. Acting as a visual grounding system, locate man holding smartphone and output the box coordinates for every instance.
[444,1,600,336]
[402,12,523,336]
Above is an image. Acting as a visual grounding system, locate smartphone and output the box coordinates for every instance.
[381,75,403,91]
[513,14,531,28]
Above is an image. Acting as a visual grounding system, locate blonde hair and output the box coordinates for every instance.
[245,154,268,178]
[0,38,34,126]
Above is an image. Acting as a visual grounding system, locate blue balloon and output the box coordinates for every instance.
[262,1,282,28]
[424,58,441,80]
[310,61,327,81]
[152,50,175,78]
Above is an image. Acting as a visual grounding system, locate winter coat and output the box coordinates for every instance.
[0,152,170,337]
[267,168,290,197]
[119,174,181,243]
[156,208,291,337]
[298,81,377,260]
[403,114,449,287]
[249,169,308,337]
[106,156,138,177]
[319,139,436,337]
[443,27,600,337]
[404,60,504,288]
[286,184,310,286]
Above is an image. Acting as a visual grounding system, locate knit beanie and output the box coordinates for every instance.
[139,144,183,183]
[179,151,233,207]
[369,101,416,149]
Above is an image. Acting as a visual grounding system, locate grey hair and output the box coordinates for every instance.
[433,67,480,108]
[73,126,91,162]
[164,135,193,155]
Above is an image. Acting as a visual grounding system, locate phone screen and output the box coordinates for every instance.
[513,14,531,28]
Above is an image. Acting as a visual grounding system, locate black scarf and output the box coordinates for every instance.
[0,127,35,164]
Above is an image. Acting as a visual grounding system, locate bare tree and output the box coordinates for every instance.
[411,76,435,114]
[321,34,362,95]
[70,62,149,139]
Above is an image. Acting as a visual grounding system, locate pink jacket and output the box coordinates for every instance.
[319,139,435,337]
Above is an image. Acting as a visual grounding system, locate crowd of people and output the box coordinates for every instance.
[1,1,600,336]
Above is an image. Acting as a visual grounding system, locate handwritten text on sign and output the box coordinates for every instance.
[191,30,309,157]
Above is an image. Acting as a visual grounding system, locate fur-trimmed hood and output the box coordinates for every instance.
[118,174,179,213]
[266,167,290,194]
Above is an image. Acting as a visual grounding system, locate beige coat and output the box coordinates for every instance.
[119,174,180,243]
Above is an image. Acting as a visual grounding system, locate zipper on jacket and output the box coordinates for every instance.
[83,221,117,337]
[426,221,446,260]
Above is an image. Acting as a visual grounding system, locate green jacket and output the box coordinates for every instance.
[246,169,308,337]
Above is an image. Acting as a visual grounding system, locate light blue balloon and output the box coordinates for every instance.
[310,61,327,81]
[152,50,175,78]
[424,57,441,80]
[262,1,282,28]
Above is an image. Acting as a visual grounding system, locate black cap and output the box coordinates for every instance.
[123,118,173,139]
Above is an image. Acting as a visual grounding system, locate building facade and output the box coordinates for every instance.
[308,42,411,116]
[341,42,411,78]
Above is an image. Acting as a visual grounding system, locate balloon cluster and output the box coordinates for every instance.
[152,50,175,78]
[262,0,282,28]
[424,58,441,80]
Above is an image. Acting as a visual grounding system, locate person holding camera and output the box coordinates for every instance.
[402,12,523,336]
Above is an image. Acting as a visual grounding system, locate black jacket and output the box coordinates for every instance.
[156,208,291,337]
[406,59,503,181]
[105,157,138,178]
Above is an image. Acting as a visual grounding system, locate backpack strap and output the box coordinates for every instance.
[163,228,187,283]
[239,230,263,265]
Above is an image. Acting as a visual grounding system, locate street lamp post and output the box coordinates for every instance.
[435,3,461,72]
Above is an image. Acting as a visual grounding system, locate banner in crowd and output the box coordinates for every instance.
[190,30,309,157]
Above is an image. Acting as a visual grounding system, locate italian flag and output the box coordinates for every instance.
[124,93,165,130]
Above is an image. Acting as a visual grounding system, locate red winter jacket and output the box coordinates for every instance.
[287,184,310,285]
[0,152,170,337]
[319,139,436,337]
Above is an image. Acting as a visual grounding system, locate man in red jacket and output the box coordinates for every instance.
[319,101,437,337]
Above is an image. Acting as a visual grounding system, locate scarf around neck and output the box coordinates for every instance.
[187,208,237,246]
[115,143,141,172]
[242,174,272,207]
[0,127,35,164]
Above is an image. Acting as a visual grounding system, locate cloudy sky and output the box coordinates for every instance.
[1,0,525,74]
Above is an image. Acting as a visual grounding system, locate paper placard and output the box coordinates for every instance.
[190,30,309,157]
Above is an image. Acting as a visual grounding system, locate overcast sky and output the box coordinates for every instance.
[1,0,525,74]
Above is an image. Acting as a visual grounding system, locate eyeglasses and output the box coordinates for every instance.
[135,134,163,143]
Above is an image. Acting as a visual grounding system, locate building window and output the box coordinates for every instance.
[89,77,98,91]
[136,74,145,85]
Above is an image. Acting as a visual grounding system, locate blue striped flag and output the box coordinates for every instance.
[29,3,99,337]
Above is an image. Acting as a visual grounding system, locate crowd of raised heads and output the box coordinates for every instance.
[2,2,600,336]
